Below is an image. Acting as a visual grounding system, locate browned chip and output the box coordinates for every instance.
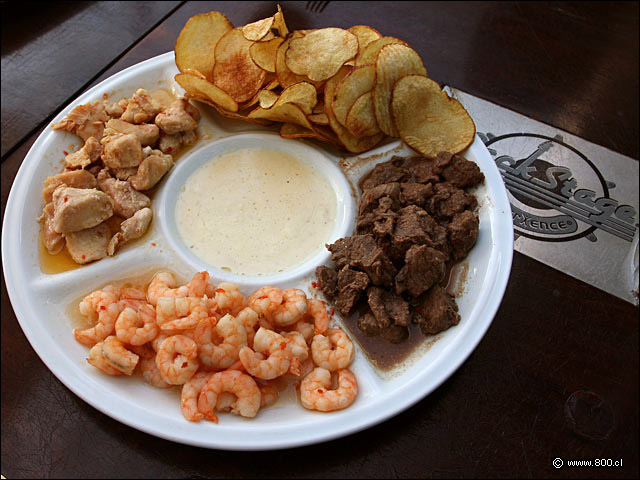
[242,16,275,41]
[174,11,234,81]
[325,66,385,153]
[332,65,375,127]
[345,91,380,138]
[188,94,272,126]
[355,36,408,66]
[280,123,318,139]
[175,71,238,112]
[248,98,314,130]
[258,90,279,109]
[276,34,311,89]
[249,37,284,73]
[348,25,382,56]
[309,112,329,125]
[285,28,358,82]
[213,28,267,103]
[273,4,289,37]
[373,43,427,136]
[279,82,317,114]
[391,75,476,157]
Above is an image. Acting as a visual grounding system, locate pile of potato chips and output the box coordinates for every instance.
[174,6,475,155]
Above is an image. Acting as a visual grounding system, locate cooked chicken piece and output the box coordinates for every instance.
[158,129,197,155]
[51,100,110,141]
[97,169,150,218]
[129,148,174,191]
[38,203,65,254]
[104,118,160,146]
[52,186,113,233]
[43,169,98,203]
[66,223,110,264]
[101,133,143,169]
[107,207,152,255]
[155,99,200,135]
[103,98,128,118]
[121,88,162,124]
[64,136,103,169]
[111,167,139,181]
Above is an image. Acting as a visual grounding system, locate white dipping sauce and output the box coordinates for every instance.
[176,148,337,276]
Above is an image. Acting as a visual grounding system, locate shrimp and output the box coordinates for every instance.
[155,334,199,385]
[147,271,210,306]
[115,304,159,346]
[87,341,122,376]
[271,288,307,327]
[311,328,355,371]
[236,307,260,347]
[119,287,148,310]
[300,368,358,412]
[155,296,215,331]
[245,286,283,318]
[75,287,123,346]
[238,327,291,380]
[305,298,329,334]
[181,371,213,422]
[283,331,309,376]
[258,380,280,408]
[195,314,247,370]
[214,283,245,316]
[100,335,140,375]
[197,370,261,422]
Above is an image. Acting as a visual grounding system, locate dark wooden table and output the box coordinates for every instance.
[2,1,638,478]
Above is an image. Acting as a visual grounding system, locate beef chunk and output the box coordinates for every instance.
[357,311,387,337]
[429,182,477,219]
[380,325,409,344]
[447,210,479,261]
[327,235,396,286]
[315,266,338,299]
[440,154,484,189]
[335,266,370,316]
[408,157,442,184]
[412,285,460,335]
[395,245,446,297]
[367,286,410,327]
[390,205,450,261]
[361,158,409,190]
[358,182,401,215]
[400,182,432,207]
[356,196,397,238]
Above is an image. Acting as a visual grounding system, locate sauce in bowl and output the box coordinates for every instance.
[175,148,337,276]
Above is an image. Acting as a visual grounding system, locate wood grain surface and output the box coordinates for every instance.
[1,1,638,478]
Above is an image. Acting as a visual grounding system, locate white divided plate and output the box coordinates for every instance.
[2,52,513,450]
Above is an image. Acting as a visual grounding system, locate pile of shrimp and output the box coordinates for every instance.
[73,271,358,422]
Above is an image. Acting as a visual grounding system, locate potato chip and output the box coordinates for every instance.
[325,66,384,153]
[391,75,475,157]
[373,43,426,136]
[285,28,358,82]
[248,99,313,130]
[249,37,284,73]
[184,94,271,125]
[309,112,329,125]
[273,4,289,37]
[258,90,278,109]
[280,123,317,139]
[279,82,317,114]
[174,12,233,81]
[355,36,408,66]
[345,91,380,138]
[276,35,311,89]
[348,25,382,56]
[213,28,267,103]
[242,16,275,41]
[332,65,375,127]
[175,71,238,112]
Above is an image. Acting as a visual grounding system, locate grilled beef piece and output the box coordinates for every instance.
[412,285,460,335]
[367,286,410,327]
[447,210,479,261]
[440,153,484,189]
[356,196,397,238]
[315,265,338,299]
[358,182,402,215]
[335,266,370,316]
[428,182,477,220]
[327,234,396,287]
[360,158,410,190]
[400,182,433,208]
[357,311,387,337]
[395,245,447,297]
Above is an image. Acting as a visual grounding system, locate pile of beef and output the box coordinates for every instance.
[39,88,201,264]
[315,152,484,343]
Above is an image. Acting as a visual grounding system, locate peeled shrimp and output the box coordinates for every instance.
[147,271,210,306]
[195,314,247,370]
[75,287,123,346]
[258,380,280,408]
[140,356,172,389]
[155,296,215,331]
[305,298,329,334]
[214,283,245,316]
[101,335,140,375]
[181,371,213,422]
[245,286,283,318]
[236,307,260,347]
[87,341,122,376]
[283,331,309,376]
[197,370,261,422]
[271,288,307,327]
[115,304,159,346]
[311,328,355,371]
[155,334,199,385]
[238,327,291,380]
[300,368,358,412]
